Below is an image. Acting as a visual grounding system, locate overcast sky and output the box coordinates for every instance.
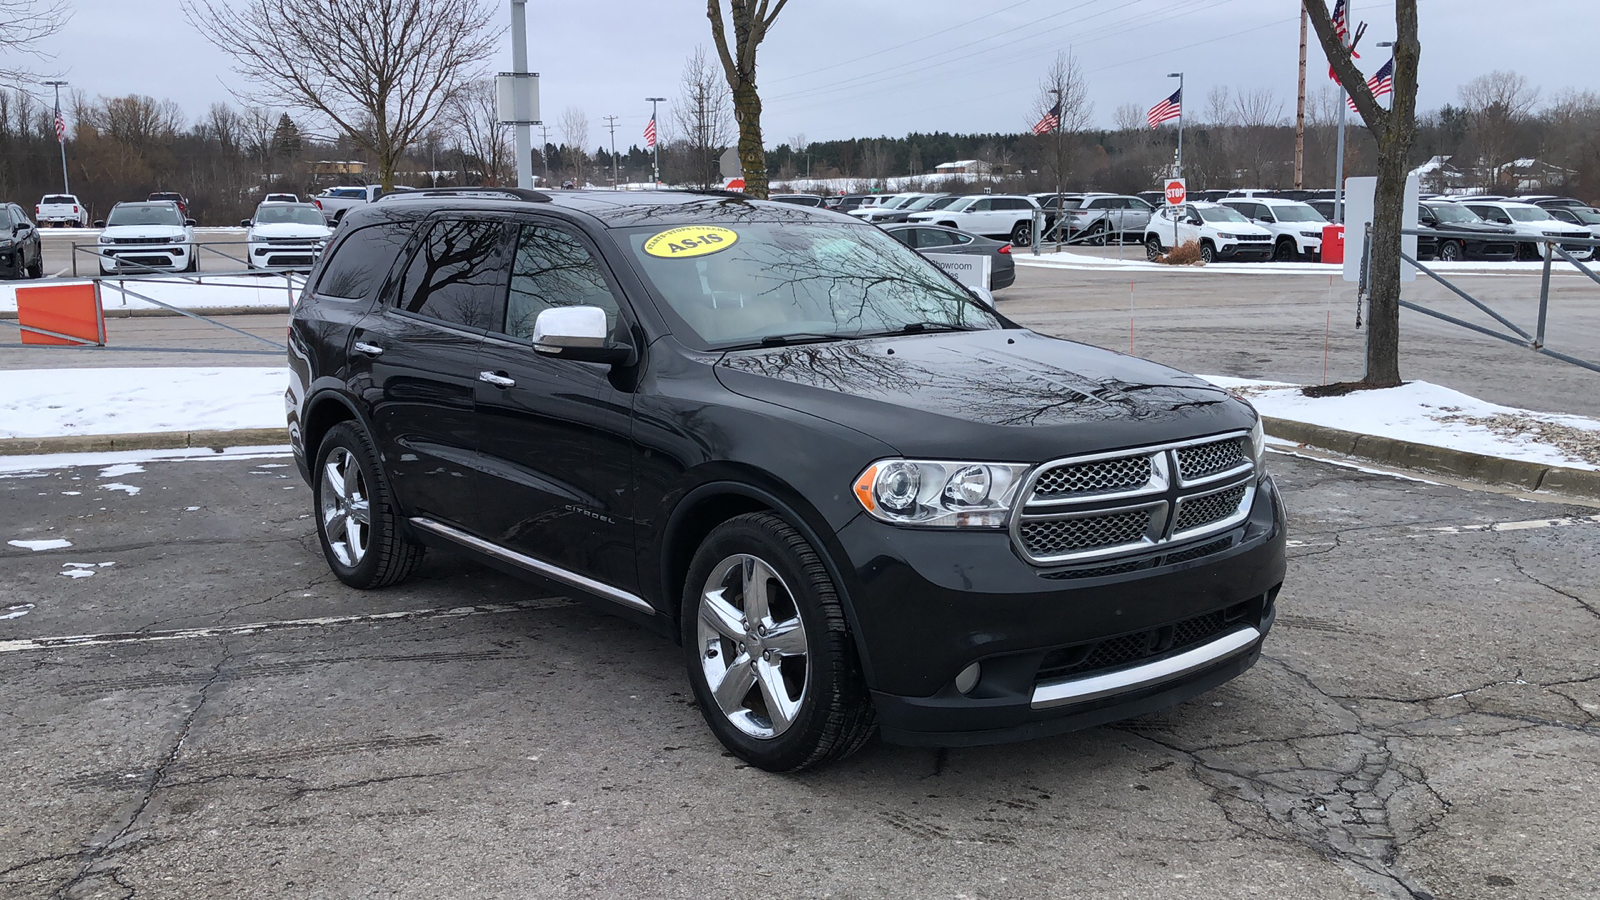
[25,0,1600,151]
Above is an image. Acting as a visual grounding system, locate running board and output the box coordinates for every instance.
[409,517,655,616]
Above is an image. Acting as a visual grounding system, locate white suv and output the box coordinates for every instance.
[905,195,1040,245]
[1144,202,1274,263]
[1461,200,1594,261]
[95,201,196,275]
[1219,197,1331,261]
[242,202,333,269]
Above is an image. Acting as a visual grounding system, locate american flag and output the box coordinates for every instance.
[54,102,65,144]
[1347,58,1394,111]
[1329,0,1359,80]
[643,115,657,150]
[1031,103,1060,136]
[1147,89,1181,128]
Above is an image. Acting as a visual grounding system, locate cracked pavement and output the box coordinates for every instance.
[2,451,1597,899]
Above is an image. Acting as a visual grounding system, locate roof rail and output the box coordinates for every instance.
[378,187,552,203]
[663,188,751,200]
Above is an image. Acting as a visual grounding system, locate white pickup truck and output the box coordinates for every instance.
[36,194,89,227]
[311,185,414,225]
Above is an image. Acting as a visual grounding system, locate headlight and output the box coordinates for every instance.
[1301,230,1322,238]
[853,459,1032,528]
[98,235,113,244]
[1217,232,1237,240]
[1249,417,1266,469]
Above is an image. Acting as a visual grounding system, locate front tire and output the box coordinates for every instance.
[26,248,43,279]
[1145,236,1163,261]
[1440,240,1464,262]
[1200,241,1216,264]
[1273,238,1299,262]
[681,512,875,772]
[313,422,424,589]
[1009,220,1031,247]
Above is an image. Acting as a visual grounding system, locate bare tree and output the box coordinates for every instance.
[789,132,809,178]
[449,79,511,186]
[674,46,734,191]
[707,0,789,198]
[1308,0,1420,389]
[182,0,501,190]
[0,0,69,87]
[1459,70,1540,189]
[559,106,589,186]
[1032,50,1092,247]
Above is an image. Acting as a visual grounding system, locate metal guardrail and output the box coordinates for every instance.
[1399,227,1600,374]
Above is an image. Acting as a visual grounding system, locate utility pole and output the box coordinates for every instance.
[45,80,69,193]
[1168,72,1184,177]
[1294,1,1308,190]
[1052,87,1064,253]
[603,115,620,190]
[646,97,666,186]
[509,0,532,189]
[538,125,550,185]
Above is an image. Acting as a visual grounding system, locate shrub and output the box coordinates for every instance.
[1158,240,1204,266]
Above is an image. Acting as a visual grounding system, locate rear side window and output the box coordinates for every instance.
[396,218,509,331]
[43,195,73,205]
[314,222,415,301]
[504,224,620,339]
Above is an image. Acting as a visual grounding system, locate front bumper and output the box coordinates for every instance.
[100,244,189,272]
[833,473,1287,746]
[249,241,324,269]
[1217,241,1273,260]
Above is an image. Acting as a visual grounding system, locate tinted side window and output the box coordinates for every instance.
[503,224,620,340]
[314,222,415,301]
[397,219,509,331]
[888,229,915,247]
[915,228,959,248]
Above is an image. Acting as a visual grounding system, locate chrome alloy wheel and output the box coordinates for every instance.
[697,554,810,739]
[319,447,372,567]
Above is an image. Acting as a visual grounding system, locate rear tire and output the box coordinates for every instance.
[1086,222,1107,246]
[1009,220,1031,247]
[312,421,425,589]
[1145,236,1163,261]
[681,512,875,772]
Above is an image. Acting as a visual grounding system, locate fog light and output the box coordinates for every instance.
[954,662,981,695]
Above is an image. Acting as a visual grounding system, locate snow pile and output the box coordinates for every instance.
[1205,376,1600,471]
[0,368,287,439]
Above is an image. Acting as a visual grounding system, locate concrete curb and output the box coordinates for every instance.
[0,428,288,457]
[1263,416,1600,502]
[2,307,289,320]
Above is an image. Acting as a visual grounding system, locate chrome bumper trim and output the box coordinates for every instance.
[1030,626,1261,710]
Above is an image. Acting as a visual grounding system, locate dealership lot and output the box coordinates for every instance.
[2,442,1597,899]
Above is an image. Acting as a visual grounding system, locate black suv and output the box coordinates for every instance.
[287,188,1287,771]
[0,202,44,279]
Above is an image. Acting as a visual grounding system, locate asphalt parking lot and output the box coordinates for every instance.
[3,447,1598,899]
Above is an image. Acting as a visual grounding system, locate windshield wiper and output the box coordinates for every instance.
[719,332,847,350]
[864,321,981,337]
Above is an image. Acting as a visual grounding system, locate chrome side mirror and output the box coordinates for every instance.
[532,306,633,364]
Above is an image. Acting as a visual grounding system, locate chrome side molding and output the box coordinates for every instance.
[1029,626,1261,709]
[410,517,655,616]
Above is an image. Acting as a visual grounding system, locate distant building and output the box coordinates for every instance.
[934,159,992,176]
[312,160,367,178]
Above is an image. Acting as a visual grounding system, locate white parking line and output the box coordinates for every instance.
[1423,514,1600,535]
[0,599,569,654]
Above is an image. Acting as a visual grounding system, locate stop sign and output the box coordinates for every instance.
[1164,178,1186,206]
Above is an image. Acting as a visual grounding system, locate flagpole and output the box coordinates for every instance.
[1052,88,1063,253]
[646,97,665,187]
[1167,72,1183,177]
[46,80,69,194]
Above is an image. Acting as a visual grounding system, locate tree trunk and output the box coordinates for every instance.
[1364,128,1409,387]
[731,79,767,198]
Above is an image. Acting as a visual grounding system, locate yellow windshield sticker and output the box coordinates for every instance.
[643,226,738,259]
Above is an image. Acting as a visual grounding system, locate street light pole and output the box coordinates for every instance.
[509,0,532,189]
[646,97,665,186]
[46,80,69,194]
[539,125,550,185]
[603,114,619,190]
[1167,72,1183,178]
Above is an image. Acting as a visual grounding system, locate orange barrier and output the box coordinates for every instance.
[15,283,105,346]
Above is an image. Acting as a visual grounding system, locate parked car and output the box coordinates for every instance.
[1136,190,1165,209]
[95,201,196,274]
[829,193,874,213]
[264,192,301,204]
[313,185,414,225]
[852,193,948,224]
[905,194,1039,245]
[1544,206,1600,240]
[0,202,44,279]
[1516,195,1586,210]
[1219,197,1330,261]
[770,194,825,208]
[1461,200,1593,260]
[1193,190,1232,203]
[35,193,88,227]
[1145,202,1274,263]
[1056,193,1156,245]
[1416,202,1518,262]
[880,222,1015,290]
[148,192,189,218]
[286,187,1284,771]
[242,202,333,269]
[1308,199,1341,223]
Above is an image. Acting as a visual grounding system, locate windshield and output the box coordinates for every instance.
[1270,204,1326,222]
[946,197,979,212]
[106,204,182,227]
[924,196,958,210]
[1567,208,1600,224]
[254,205,326,227]
[617,222,1001,349]
[880,196,915,209]
[1506,206,1553,222]
[1426,204,1479,224]
[903,195,943,211]
[1197,205,1249,224]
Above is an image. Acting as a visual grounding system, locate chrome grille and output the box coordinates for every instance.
[1174,484,1249,533]
[1018,509,1152,558]
[1176,438,1247,482]
[1033,455,1151,498]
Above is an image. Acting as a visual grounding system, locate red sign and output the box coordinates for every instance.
[1164,178,1186,206]
[723,178,746,192]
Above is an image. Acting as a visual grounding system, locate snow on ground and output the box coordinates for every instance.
[0,273,300,314]
[0,445,290,475]
[8,538,72,551]
[0,368,286,439]
[1205,376,1600,471]
[1015,248,1599,276]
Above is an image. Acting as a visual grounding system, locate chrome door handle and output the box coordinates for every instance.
[478,371,515,388]
[353,341,383,357]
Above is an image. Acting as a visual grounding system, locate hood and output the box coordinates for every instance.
[1216,222,1272,237]
[102,224,187,240]
[714,329,1253,461]
[1423,220,1514,235]
[249,222,332,240]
